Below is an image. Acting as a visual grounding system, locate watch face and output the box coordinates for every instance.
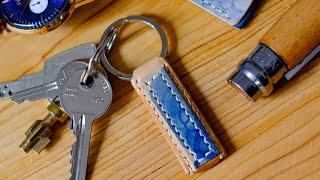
[0,0,70,30]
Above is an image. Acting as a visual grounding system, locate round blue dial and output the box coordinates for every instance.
[0,0,69,30]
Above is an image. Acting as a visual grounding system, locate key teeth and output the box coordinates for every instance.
[70,142,75,179]
[69,126,79,180]
[70,144,75,171]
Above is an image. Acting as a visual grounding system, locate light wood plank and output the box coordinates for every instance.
[0,0,319,179]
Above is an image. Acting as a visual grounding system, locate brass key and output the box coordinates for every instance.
[20,102,68,153]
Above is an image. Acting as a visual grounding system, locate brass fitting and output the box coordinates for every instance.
[19,102,68,154]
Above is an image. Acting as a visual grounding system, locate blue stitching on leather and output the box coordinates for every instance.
[146,68,219,168]
[134,79,193,173]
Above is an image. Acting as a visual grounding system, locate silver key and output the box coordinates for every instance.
[60,69,112,180]
[0,43,97,103]
[12,60,94,104]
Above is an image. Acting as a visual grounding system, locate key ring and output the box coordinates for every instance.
[80,23,118,84]
[99,15,169,81]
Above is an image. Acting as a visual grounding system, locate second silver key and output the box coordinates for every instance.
[12,60,95,103]
[60,69,112,180]
[0,43,97,102]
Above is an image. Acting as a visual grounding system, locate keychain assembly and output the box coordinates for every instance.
[0,0,318,178]
[99,16,226,174]
[0,43,98,153]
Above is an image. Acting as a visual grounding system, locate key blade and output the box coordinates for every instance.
[12,82,59,104]
[61,70,112,180]
[285,45,320,80]
[70,114,94,180]
[0,73,43,100]
[0,43,97,102]
[0,81,19,99]
[12,60,93,104]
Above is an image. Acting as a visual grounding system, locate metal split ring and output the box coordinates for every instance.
[99,15,169,81]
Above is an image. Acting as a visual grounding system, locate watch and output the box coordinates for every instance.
[0,0,94,34]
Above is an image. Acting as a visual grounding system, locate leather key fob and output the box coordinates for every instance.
[131,57,226,174]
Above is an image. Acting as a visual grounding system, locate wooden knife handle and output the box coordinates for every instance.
[260,0,320,69]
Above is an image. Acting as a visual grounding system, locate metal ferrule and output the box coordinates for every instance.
[228,44,288,101]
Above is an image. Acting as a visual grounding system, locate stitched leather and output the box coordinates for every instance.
[131,57,225,174]
[147,68,220,167]
[191,0,258,28]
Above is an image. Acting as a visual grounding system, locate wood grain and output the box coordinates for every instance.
[0,0,319,179]
[261,0,320,69]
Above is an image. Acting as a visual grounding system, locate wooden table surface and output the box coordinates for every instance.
[1,0,320,179]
